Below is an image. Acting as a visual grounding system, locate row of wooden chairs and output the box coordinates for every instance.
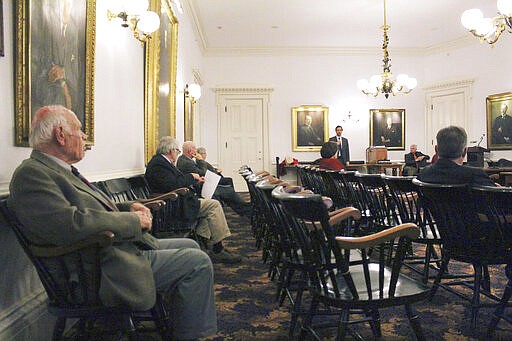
[239,166,431,339]
[244,164,512,338]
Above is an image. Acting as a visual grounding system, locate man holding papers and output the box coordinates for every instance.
[177,141,251,217]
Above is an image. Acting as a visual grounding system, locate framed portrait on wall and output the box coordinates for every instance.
[14,0,95,147]
[486,92,512,150]
[145,0,178,163]
[292,105,329,152]
[369,109,405,150]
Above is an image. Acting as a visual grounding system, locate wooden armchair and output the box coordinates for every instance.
[273,189,429,340]
[0,199,170,340]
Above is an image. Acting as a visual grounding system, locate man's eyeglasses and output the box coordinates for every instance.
[173,148,181,154]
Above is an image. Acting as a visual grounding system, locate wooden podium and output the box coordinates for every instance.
[366,146,388,164]
[466,146,489,167]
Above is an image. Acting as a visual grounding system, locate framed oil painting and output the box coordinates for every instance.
[292,105,329,152]
[14,0,96,147]
[487,92,512,150]
[369,109,405,150]
[145,0,178,163]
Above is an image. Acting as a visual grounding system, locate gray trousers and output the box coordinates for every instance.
[143,238,217,339]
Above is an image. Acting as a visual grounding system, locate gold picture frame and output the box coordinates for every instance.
[292,105,329,152]
[0,0,4,57]
[369,109,405,150]
[14,0,96,147]
[144,0,178,163]
[486,92,512,150]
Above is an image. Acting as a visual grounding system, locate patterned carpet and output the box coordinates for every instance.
[203,205,512,341]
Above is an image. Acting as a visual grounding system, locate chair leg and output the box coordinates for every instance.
[300,296,321,341]
[471,264,483,329]
[487,265,512,337]
[336,308,350,341]
[482,265,491,292]
[289,280,305,338]
[429,256,450,299]
[367,308,381,338]
[405,304,426,341]
[422,245,433,284]
[52,317,67,341]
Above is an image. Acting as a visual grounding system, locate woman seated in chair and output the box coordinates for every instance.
[319,141,345,171]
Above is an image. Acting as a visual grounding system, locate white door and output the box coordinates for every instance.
[425,83,471,157]
[219,98,265,191]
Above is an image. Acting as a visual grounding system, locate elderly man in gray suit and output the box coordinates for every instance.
[7,105,217,340]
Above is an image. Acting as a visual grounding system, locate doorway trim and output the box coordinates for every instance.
[214,86,274,173]
[423,78,474,155]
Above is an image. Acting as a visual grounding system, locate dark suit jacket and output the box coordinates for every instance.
[145,154,196,193]
[329,135,350,165]
[8,151,155,310]
[404,151,430,168]
[176,155,208,177]
[417,158,496,186]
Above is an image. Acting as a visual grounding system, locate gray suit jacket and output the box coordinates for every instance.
[176,155,208,177]
[7,151,156,310]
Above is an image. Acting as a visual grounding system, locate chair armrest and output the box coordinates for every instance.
[335,223,419,250]
[143,200,166,211]
[328,207,362,225]
[30,231,115,258]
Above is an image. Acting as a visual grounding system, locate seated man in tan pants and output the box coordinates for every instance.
[145,136,241,264]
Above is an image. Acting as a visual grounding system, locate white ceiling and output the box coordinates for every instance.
[185,0,500,55]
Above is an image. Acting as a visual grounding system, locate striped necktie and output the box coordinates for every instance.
[71,166,119,212]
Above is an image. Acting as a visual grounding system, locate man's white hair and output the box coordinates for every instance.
[30,105,73,149]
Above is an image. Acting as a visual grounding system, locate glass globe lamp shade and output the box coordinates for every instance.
[475,17,494,36]
[498,0,512,16]
[188,84,202,99]
[396,74,408,87]
[138,11,160,33]
[405,77,417,90]
[357,79,369,91]
[461,8,483,30]
[370,74,382,88]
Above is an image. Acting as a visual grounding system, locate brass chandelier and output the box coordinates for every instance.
[357,0,417,99]
[461,0,512,45]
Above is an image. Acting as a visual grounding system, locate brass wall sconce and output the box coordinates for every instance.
[107,0,160,43]
[184,84,201,141]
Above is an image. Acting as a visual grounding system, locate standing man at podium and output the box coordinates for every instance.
[329,125,350,166]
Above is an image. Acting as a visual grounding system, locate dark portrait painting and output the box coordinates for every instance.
[292,105,329,152]
[487,92,512,150]
[370,109,405,150]
[14,0,95,147]
[0,0,4,57]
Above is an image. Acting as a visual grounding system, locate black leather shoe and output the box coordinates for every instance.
[209,249,242,264]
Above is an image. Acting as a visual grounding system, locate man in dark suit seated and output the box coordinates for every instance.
[403,144,430,176]
[145,136,241,264]
[177,141,250,216]
[417,126,496,186]
[8,105,218,340]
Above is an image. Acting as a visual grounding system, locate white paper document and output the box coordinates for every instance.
[201,170,221,199]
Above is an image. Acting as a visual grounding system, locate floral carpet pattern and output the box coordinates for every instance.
[204,206,512,340]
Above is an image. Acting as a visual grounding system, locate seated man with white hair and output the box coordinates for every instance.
[8,105,218,339]
[145,136,241,264]
[177,141,250,216]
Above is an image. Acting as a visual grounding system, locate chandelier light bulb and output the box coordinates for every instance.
[497,0,512,16]
[357,79,369,91]
[396,74,408,86]
[475,17,494,36]
[138,11,160,33]
[370,75,382,87]
[461,9,483,30]
[406,77,418,90]
[188,83,202,99]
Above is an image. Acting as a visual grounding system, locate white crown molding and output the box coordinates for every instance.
[213,86,274,95]
[183,0,208,55]
[422,78,475,91]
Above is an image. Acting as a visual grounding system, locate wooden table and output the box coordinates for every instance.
[346,163,404,176]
